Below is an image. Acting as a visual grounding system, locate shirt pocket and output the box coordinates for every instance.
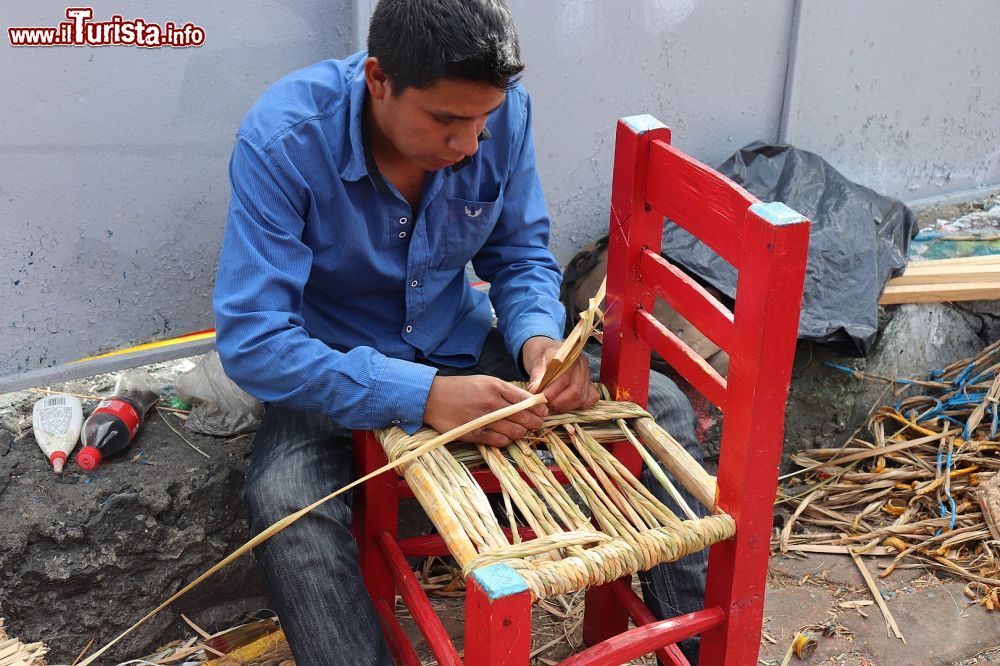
[436,194,502,270]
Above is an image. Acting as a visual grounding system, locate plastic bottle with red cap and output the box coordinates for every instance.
[76,369,160,470]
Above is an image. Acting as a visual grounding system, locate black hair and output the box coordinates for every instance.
[367,0,524,94]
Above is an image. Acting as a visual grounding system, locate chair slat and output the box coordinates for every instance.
[635,309,728,410]
[646,140,754,267]
[639,248,734,352]
[559,607,725,666]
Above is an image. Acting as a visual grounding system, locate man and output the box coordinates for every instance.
[214,1,707,664]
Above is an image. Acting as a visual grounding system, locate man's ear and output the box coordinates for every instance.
[364,57,390,101]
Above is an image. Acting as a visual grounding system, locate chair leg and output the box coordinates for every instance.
[699,208,811,665]
[464,564,532,666]
[698,537,769,666]
[582,579,630,647]
[352,431,399,608]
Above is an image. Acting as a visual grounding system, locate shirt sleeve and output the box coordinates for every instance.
[213,134,436,434]
[472,89,566,369]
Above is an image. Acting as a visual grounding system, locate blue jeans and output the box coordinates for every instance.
[243,331,708,665]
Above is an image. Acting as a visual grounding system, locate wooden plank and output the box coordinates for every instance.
[879,281,1000,304]
[635,310,728,410]
[646,140,755,268]
[889,268,1000,285]
[906,254,1000,267]
[639,248,734,352]
[901,257,1000,273]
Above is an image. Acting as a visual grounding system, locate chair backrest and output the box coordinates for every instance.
[600,115,810,520]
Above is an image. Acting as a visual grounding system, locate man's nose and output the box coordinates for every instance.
[447,122,480,157]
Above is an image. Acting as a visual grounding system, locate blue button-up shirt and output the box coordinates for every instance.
[214,52,564,434]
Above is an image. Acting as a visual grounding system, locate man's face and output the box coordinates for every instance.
[366,59,506,172]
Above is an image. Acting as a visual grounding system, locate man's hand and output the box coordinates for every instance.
[424,375,549,447]
[522,336,600,413]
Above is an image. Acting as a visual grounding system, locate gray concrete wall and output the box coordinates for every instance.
[1,1,357,380]
[3,0,999,385]
[780,0,1000,203]
[510,0,795,262]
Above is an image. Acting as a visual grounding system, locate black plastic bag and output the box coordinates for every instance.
[660,141,915,356]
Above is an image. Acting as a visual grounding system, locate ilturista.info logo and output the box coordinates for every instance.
[8,7,205,48]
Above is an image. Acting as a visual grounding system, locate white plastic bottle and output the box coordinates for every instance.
[32,394,83,474]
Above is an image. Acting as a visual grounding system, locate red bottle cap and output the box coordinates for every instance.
[49,451,67,475]
[76,445,102,471]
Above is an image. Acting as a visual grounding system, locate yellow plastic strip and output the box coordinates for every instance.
[72,330,216,363]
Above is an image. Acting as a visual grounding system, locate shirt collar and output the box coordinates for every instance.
[342,61,494,188]
[340,63,370,183]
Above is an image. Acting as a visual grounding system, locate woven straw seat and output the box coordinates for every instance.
[376,391,735,600]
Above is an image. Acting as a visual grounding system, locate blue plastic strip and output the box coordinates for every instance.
[471,564,529,601]
[935,447,946,534]
[824,361,859,376]
[945,442,957,530]
[969,369,995,385]
[749,201,808,227]
[914,398,944,422]
[937,415,967,431]
[823,361,920,386]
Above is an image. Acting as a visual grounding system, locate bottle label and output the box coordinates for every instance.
[94,399,142,438]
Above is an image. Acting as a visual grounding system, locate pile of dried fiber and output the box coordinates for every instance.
[779,340,1000,609]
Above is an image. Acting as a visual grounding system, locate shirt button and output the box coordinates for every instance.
[390,418,401,425]
[398,217,408,225]
[405,325,413,333]
[398,231,407,239]
[410,280,419,288]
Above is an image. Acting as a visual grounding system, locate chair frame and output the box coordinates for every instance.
[352,114,810,665]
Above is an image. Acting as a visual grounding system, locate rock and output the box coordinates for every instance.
[866,303,985,380]
[0,413,268,663]
[959,299,1000,344]
[778,300,993,468]
[848,582,999,666]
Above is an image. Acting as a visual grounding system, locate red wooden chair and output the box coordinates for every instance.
[352,114,810,665]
